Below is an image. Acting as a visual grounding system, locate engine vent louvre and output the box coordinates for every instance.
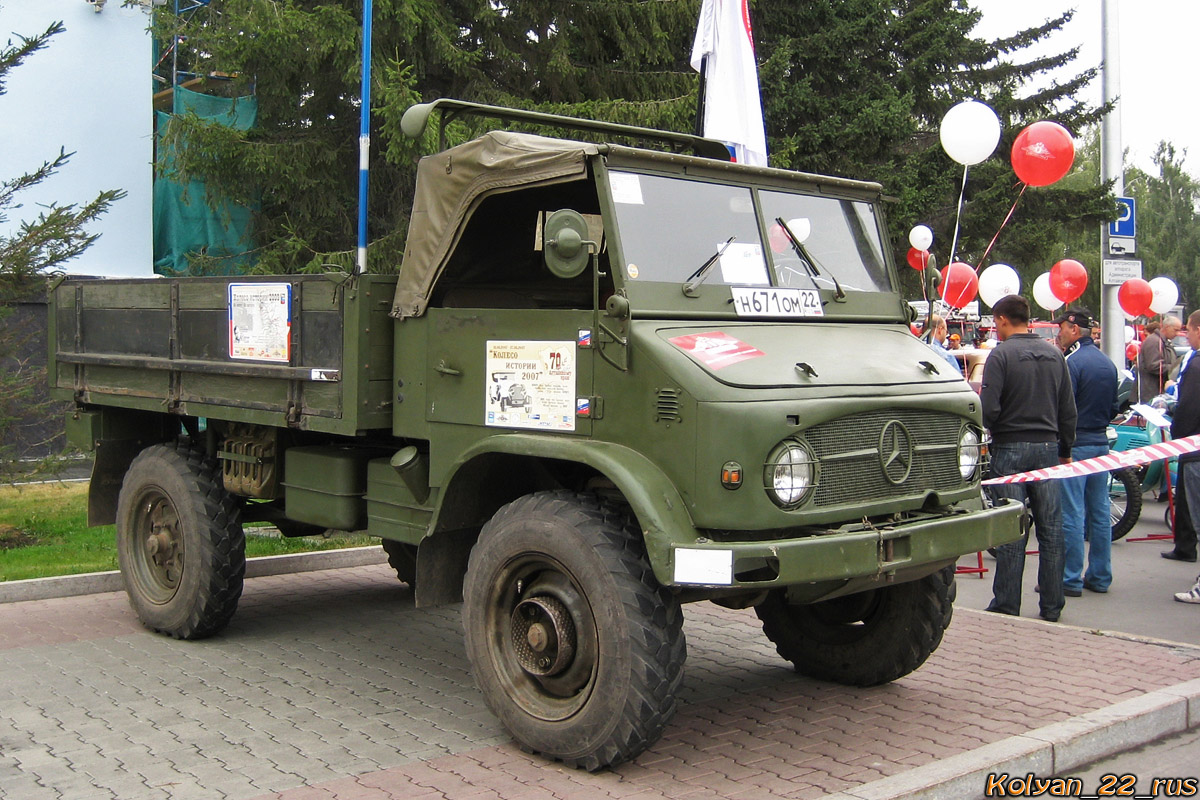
[655,389,682,422]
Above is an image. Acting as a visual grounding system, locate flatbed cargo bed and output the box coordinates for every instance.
[48,274,397,436]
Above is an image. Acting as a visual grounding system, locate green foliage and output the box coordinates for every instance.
[1126,144,1200,311]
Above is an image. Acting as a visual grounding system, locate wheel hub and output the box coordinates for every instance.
[511,595,575,676]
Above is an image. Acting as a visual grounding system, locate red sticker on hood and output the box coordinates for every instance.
[668,331,765,370]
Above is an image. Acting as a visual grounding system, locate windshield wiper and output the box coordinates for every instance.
[775,217,845,300]
[682,236,735,297]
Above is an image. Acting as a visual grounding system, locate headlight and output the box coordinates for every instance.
[764,440,816,507]
[958,426,982,480]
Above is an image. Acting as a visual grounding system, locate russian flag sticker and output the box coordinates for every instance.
[576,398,591,417]
[577,329,592,348]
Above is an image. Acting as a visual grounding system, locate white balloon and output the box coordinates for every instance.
[909,224,934,251]
[1148,276,1180,315]
[978,263,1021,308]
[939,100,1002,166]
[785,217,811,244]
[1033,272,1064,312]
[1124,325,1136,343]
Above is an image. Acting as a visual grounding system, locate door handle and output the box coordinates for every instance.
[435,359,462,376]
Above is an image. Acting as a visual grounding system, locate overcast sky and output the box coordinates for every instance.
[970,0,1199,177]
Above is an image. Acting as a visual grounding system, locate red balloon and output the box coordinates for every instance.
[906,247,930,270]
[1125,341,1140,363]
[939,261,979,309]
[1118,278,1154,318]
[1049,258,1088,303]
[1012,121,1075,186]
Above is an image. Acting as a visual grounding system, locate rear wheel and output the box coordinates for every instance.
[463,491,685,770]
[115,443,245,639]
[1109,468,1143,541]
[756,566,955,686]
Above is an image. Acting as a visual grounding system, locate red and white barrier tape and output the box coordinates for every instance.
[982,434,1200,485]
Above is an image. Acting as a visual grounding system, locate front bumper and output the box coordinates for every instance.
[665,498,1023,591]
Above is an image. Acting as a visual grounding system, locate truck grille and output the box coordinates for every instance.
[805,409,964,507]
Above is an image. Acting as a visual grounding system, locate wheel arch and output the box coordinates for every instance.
[413,435,699,608]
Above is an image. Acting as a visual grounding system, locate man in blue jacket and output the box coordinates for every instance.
[1056,308,1121,595]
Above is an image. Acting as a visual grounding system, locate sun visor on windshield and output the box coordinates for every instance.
[391,131,597,319]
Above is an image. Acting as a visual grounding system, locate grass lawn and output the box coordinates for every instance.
[0,482,374,582]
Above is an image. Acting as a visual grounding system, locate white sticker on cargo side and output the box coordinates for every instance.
[485,341,576,432]
[228,283,292,362]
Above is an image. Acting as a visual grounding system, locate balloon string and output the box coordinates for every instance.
[948,164,968,264]
[976,182,1028,271]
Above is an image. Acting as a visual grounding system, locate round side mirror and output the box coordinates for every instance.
[544,209,591,279]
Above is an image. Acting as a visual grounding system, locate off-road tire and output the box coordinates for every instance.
[115,443,245,639]
[1109,468,1142,542]
[462,491,686,771]
[756,565,956,686]
[381,539,418,586]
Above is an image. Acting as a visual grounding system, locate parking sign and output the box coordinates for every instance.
[1109,197,1136,239]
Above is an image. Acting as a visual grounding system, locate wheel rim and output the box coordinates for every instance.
[484,554,598,722]
[127,487,185,604]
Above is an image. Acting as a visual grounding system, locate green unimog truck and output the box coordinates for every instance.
[49,99,1023,770]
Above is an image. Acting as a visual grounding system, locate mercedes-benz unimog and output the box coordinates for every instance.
[49,99,1023,770]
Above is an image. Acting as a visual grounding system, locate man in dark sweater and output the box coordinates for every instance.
[1056,308,1121,595]
[981,295,1077,622]
[1165,309,1200,564]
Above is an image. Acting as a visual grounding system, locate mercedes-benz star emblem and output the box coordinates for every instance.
[879,420,913,485]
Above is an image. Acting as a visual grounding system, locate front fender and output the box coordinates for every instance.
[431,435,703,584]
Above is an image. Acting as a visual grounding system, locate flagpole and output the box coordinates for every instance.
[356,0,373,274]
[694,54,707,137]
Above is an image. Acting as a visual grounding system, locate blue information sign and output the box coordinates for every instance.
[1109,197,1136,238]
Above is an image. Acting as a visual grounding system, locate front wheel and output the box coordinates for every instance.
[462,491,685,771]
[115,443,245,639]
[756,566,955,686]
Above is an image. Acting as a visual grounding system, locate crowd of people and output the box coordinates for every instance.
[932,296,1200,617]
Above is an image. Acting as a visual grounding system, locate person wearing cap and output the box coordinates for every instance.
[1056,308,1121,596]
[981,295,1077,622]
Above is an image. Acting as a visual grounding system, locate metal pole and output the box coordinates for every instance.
[356,0,373,274]
[1100,0,1124,366]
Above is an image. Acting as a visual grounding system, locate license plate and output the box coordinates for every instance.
[730,287,824,318]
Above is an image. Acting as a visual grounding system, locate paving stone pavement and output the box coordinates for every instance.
[2,563,1200,800]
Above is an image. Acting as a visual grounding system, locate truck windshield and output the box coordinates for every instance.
[609,170,894,294]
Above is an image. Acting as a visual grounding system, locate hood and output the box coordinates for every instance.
[641,322,965,395]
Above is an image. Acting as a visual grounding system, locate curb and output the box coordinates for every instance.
[0,546,388,604]
[824,677,1200,800]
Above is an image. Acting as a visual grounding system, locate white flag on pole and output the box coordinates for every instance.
[690,0,768,167]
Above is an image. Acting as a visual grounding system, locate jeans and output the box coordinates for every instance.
[1061,444,1112,591]
[986,441,1064,619]
[1172,460,1200,560]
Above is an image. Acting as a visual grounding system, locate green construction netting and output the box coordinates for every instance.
[153,86,258,275]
